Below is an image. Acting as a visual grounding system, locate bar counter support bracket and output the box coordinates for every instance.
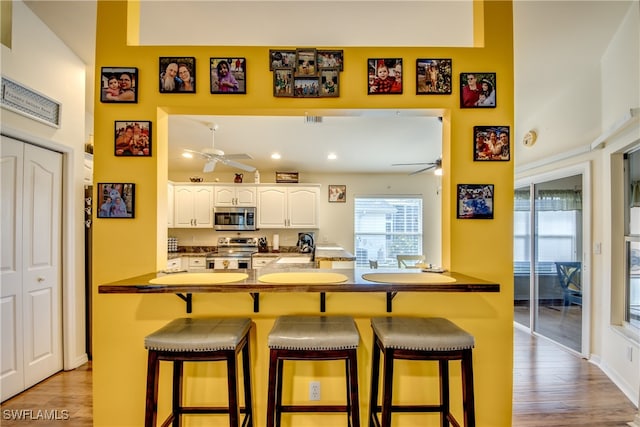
[386,291,397,312]
[250,292,259,312]
[176,293,192,313]
[320,292,326,312]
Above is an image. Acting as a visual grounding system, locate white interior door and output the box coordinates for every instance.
[0,137,63,400]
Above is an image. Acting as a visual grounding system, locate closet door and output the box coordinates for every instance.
[0,136,63,400]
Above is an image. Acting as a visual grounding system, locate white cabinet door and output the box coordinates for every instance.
[257,186,319,228]
[174,185,213,228]
[288,186,320,228]
[214,185,256,207]
[1,137,63,401]
[257,187,287,228]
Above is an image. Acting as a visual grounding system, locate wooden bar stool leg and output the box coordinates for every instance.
[145,351,160,427]
[172,360,184,427]
[368,336,381,427]
[462,349,476,427]
[226,350,241,427]
[241,340,254,427]
[439,360,450,427]
[380,349,394,427]
[275,357,284,427]
[347,349,360,427]
[266,350,278,427]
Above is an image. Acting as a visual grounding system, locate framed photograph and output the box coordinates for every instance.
[474,126,510,161]
[269,49,296,70]
[368,58,403,94]
[328,185,346,203]
[273,68,294,97]
[97,183,135,218]
[159,57,196,93]
[294,76,320,97]
[457,184,494,219]
[295,48,317,76]
[275,172,299,183]
[210,58,246,94]
[416,59,452,94]
[317,50,344,71]
[114,120,152,156]
[100,67,138,103]
[460,72,496,108]
[319,68,339,97]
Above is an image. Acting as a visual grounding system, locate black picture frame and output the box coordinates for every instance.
[460,72,496,108]
[100,67,138,103]
[114,121,152,156]
[269,50,297,70]
[97,183,135,218]
[210,58,246,94]
[474,126,510,161]
[273,68,294,97]
[317,50,344,71]
[416,59,452,94]
[457,184,494,219]
[159,57,196,93]
[368,58,403,94]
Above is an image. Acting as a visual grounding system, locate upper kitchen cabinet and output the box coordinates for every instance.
[167,182,175,227]
[173,184,214,228]
[257,185,320,229]
[214,185,257,207]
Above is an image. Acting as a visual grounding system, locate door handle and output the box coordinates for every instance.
[37,277,45,282]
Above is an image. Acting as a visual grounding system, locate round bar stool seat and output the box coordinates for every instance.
[144,317,254,427]
[368,316,476,427]
[266,315,360,427]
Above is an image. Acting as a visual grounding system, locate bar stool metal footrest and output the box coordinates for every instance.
[266,315,361,427]
[144,317,254,427]
[368,316,476,427]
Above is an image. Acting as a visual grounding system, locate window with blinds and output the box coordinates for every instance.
[354,197,423,268]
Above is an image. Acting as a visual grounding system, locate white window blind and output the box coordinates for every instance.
[354,197,422,268]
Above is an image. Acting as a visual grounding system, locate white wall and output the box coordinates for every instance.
[168,171,442,266]
[516,0,640,407]
[1,0,87,368]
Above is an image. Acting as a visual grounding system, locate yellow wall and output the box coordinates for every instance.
[92,1,514,426]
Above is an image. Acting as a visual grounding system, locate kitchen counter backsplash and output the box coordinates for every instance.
[170,245,301,257]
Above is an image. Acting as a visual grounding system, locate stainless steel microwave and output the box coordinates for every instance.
[213,207,256,231]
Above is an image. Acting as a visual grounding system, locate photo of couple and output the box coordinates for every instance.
[460,72,497,108]
[159,57,196,93]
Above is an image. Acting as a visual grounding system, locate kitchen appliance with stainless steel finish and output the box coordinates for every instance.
[213,207,256,231]
[207,237,258,269]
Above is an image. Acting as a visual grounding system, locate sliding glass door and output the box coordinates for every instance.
[514,169,589,355]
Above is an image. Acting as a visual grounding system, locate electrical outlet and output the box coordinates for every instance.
[309,381,320,401]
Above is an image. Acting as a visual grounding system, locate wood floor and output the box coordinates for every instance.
[0,328,637,426]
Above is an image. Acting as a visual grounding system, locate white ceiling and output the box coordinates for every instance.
[23,0,633,174]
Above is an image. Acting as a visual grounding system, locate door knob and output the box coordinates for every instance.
[37,277,45,282]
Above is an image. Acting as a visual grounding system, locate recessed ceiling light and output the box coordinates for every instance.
[182,152,193,159]
[271,153,281,160]
[327,153,337,160]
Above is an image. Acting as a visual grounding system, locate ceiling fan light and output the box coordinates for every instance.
[182,151,193,158]
[434,167,443,176]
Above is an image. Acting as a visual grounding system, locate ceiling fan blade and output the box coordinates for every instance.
[409,165,436,175]
[223,153,253,160]
[392,162,433,166]
[219,158,256,172]
[203,159,217,173]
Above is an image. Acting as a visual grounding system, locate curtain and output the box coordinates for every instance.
[515,189,582,211]
[632,181,640,208]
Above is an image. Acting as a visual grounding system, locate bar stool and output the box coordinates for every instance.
[144,317,254,427]
[266,315,360,427]
[368,316,475,427]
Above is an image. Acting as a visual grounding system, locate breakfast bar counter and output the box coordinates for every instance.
[98,268,500,294]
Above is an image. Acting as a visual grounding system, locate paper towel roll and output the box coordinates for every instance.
[273,234,279,251]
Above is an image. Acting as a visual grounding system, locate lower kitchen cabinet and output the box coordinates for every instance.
[256,185,320,228]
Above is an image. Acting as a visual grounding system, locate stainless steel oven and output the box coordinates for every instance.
[213,207,256,231]
[206,237,258,270]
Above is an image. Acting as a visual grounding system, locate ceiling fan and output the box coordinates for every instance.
[184,124,255,173]
[392,158,442,175]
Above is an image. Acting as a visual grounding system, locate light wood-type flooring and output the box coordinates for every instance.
[0,328,637,426]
